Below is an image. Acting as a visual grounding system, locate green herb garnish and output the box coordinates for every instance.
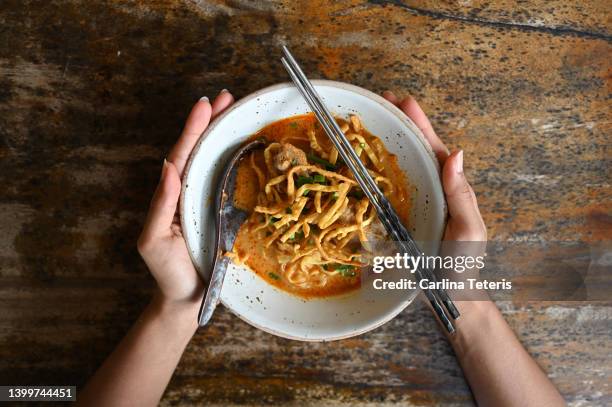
[285,207,292,214]
[268,272,280,280]
[313,174,326,184]
[303,189,310,196]
[324,263,357,277]
[289,231,305,241]
[348,188,364,199]
[307,153,336,170]
[289,122,298,129]
[337,264,357,277]
[296,176,313,187]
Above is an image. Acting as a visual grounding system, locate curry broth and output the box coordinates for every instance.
[232,113,412,299]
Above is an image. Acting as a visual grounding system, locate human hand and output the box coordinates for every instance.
[383,91,489,321]
[382,94,565,407]
[382,91,487,243]
[137,90,235,311]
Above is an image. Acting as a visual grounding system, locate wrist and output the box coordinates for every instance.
[149,291,201,337]
[449,300,499,358]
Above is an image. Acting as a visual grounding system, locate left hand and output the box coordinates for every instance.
[137,90,235,310]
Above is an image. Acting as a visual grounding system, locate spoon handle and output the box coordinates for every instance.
[198,256,230,326]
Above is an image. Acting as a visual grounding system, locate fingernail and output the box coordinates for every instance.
[219,88,229,94]
[455,150,464,174]
[161,159,169,181]
[199,96,209,103]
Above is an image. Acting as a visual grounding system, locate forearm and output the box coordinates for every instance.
[449,300,565,407]
[78,291,199,407]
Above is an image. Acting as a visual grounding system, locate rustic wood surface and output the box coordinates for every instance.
[1,1,611,405]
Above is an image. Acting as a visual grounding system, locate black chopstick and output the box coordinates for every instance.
[281,46,459,333]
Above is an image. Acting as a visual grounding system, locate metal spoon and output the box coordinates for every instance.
[198,138,265,326]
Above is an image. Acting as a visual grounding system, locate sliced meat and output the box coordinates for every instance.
[365,218,386,241]
[274,143,308,172]
[339,199,356,224]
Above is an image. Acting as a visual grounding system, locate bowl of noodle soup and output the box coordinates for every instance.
[181,81,446,341]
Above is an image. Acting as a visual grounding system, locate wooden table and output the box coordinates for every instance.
[1,1,610,405]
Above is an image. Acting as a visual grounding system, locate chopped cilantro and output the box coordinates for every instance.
[268,272,280,280]
[289,122,298,129]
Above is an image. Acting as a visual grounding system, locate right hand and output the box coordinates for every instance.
[383,91,488,311]
[382,91,487,243]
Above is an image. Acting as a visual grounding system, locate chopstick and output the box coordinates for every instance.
[281,45,460,333]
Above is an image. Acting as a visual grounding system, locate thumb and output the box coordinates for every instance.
[442,151,486,241]
[140,160,182,243]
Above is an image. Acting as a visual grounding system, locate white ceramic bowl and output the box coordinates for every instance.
[181,80,446,341]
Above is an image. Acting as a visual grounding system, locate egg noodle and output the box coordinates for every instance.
[231,114,398,290]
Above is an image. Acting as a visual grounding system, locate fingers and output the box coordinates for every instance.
[382,90,400,105]
[383,91,485,240]
[442,151,487,241]
[140,89,236,248]
[167,90,236,177]
[138,160,182,250]
[382,91,449,165]
[168,98,212,177]
[398,96,449,164]
[211,89,234,117]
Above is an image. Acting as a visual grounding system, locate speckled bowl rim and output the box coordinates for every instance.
[180,80,447,341]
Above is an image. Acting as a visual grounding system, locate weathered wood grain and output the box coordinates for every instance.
[0,0,610,405]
